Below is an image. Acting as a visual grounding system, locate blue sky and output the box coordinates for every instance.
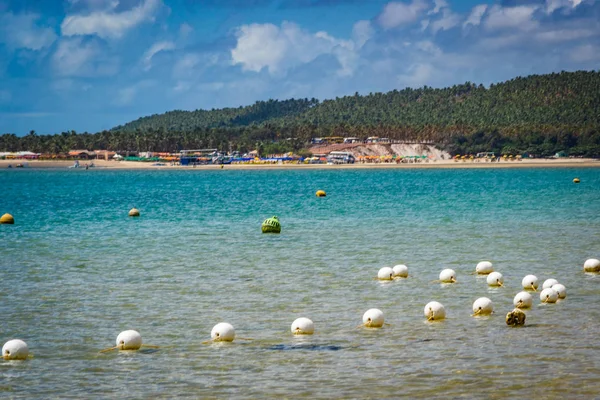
[1,0,599,135]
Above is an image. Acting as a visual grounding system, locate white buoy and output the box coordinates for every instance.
[116,330,142,350]
[583,258,600,272]
[439,269,457,283]
[472,297,493,316]
[392,264,408,278]
[486,271,504,287]
[521,275,539,291]
[377,267,394,281]
[513,291,533,309]
[424,301,446,321]
[291,318,314,335]
[362,308,384,328]
[476,261,494,275]
[2,339,29,360]
[211,322,235,342]
[552,283,567,299]
[542,279,559,289]
[540,288,558,303]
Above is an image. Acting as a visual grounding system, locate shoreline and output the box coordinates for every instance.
[1,158,599,170]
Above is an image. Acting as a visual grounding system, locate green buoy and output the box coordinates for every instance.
[262,216,281,234]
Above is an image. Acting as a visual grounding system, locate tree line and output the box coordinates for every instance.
[1,70,599,157]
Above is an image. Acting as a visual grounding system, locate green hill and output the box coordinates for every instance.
[2,70,599,157]
[115,70,600,131]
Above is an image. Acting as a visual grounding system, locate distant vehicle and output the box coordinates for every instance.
[323,136,344,144]
[327,151,355,164]
[313,136,344,144]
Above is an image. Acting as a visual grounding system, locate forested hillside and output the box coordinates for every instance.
[2,70,599,157]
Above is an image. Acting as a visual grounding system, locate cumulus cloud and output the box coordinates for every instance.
[352,20,374,48]
[430,8,461,34]
[231,21,359,76]
[463,4,488,28]
[397,63,435,87]
[52,37,117,77]
[377,0,430,30]
[172,53,219,79]
[428,0,448,15]
[484,5,540,31]
[545,0,584,14]
[142,41,175,71]
[0,13,57,50]
[61,0,162,39]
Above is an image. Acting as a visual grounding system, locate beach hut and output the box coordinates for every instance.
[69,150,96,160]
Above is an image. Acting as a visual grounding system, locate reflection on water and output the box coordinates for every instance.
[0,168,599,398]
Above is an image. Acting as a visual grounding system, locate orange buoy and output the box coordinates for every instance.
[0,213,14,224]
[316,190,326,197]
[128,208,140,217]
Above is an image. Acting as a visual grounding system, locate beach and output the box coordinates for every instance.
[1,158,599,170]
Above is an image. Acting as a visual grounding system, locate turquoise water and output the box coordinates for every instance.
[1,167,599,398]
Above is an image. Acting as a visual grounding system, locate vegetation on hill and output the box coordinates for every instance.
[1,70,599,157]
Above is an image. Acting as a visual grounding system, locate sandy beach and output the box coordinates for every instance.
[1,158,599,170]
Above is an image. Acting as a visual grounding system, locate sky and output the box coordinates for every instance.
[0,0,599,135]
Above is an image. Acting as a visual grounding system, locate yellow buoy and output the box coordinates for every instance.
[0,213,14,224]
[573,178,580,183]
[316,190,326,197]
[128,208,140,217]
[506,309,526,326]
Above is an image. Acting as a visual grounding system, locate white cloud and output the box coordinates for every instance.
[142,40,175,71]
[179,23,193,38]
[53,38,98,76]
[0,13,57,50]
[535,28,598,42]
[463,4,487,28]
[352,20,374,48]
[172,53,218,78]
[232,24,286,73]
[377,0,429,30]
[428,0,448,15]
[545,0,584,14]
[231,21,358,76]
[61,0,162,39]
[397,63,435,87]
[430,9,461,34]
[52,37,117,77]
[484,5,539,31]
[416,40,442,56]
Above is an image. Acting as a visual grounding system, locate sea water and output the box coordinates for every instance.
[0,167,599,398]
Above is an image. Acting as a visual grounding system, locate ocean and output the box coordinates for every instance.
[1,167,599,398]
